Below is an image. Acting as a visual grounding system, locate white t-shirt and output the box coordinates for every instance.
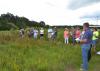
[34,30,38,36]
[48,29,53,33]
[40,29,44,34]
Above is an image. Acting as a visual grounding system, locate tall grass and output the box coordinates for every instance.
[0,30,100,71]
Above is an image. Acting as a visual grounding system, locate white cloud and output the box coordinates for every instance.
[0,0,100,25]
[68,0,100,10]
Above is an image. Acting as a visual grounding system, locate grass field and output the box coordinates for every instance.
[0,30,100,71]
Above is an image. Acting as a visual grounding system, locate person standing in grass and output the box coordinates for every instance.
[75,27,81,43]
[40,28,44,39]
[19,28,25,38]
[28,28,34,38]
[92,27,99,53]
[71,27,76,45]
[51,27,57,40]
[79,22,93,71]
[34,29,38,39]
[80,28,91,62]
[64,28,70,44]
[48,28,53,40]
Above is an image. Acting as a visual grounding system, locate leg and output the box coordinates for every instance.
[72,37,75,45]
[82,48,89,71]
[93,40,96,53]
[88,48,91,62]
[65,38,67,44]
[94,45,96,53]
[67,38,69,44]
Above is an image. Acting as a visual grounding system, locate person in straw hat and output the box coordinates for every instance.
[64,28,70,44]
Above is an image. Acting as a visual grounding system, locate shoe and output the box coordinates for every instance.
[80,64,83,71]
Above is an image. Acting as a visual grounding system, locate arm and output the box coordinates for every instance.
[95,33,99,38]
[80,39,87,43]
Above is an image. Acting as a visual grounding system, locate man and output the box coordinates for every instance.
[79,22,93,71]
[71,27,76,45]
[48,28,53,39]
[52,27,57,40]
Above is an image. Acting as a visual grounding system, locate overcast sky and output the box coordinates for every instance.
[0,0,100,26]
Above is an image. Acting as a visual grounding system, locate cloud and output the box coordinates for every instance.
[80,11,100,20]
[68,0,100,10]
[0,0,100,25]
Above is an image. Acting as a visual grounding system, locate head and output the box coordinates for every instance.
[54,27,57,30]
[71,27,74,30]
[54,27,56,29]
[76,27,80,30]
[65,28,68,31]
[83,22,89,30]
[93,27,97,31]
[41,28,43,30]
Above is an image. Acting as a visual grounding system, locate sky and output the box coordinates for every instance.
[0,0,100,26]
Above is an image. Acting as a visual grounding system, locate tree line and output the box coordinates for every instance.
[0,12,49,30]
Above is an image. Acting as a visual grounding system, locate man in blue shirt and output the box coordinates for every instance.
[80,22,93,71]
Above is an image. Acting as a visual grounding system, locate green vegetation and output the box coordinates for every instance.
[0,30,100,71]
[0,13,47,30]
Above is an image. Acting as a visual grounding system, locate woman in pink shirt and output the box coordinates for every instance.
[64,28,69,44]
[75,27,81,39]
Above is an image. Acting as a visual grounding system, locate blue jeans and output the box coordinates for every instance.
[72,37,75,44]
[81,44,90,71]
[64,37,69,44]
[88,47,91,62]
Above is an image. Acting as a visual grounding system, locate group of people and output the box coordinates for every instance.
[19,26,99,50]
[19,27,57,40]
[64,23,100,71]
[19,22,99,71]
[64,27,81,44]
[64,26,99,51]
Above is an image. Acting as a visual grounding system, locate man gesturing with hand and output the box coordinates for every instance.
[80,22,93,71]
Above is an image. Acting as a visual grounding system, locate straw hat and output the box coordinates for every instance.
[65,28,68,30]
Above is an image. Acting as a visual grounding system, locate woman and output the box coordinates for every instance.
[92,27,99,52]
[64,28,70,44]
[75,27,81,43]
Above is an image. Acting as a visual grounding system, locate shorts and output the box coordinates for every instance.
[92,40,96,45]
[40,34,44,37]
